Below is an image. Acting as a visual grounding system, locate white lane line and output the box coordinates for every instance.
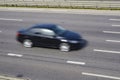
[67,61,86,65]
[0,18,23,21]
[112,25,120,27]
[82,72,120,80]
[109,19,120,21]
[106,40,120,43]
[7,53,23,57]
[0,31,2,33]
[103,31,120,34]
[93,49,120,54]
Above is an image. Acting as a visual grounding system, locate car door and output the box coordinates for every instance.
[40,29,60,48]
[26,28,44,46]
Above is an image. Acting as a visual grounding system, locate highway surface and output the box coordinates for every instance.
[0,9,120,80]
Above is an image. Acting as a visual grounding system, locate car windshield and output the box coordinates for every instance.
[54,25,66,35]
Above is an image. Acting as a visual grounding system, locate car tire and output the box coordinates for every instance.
[59,43,70,52]
[23,39,33,48]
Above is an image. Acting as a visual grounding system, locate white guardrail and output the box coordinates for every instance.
[0,0,120,9]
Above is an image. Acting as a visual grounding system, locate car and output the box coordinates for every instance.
[16,24,83,52]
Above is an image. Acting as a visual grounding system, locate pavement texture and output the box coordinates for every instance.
[0,8,120,80]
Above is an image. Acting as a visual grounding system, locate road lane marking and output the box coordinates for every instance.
[106,40,120,43]
[82,72,120,80]
[7,53,23,57]
[94,49,120,54]
[109,19,120,21]
[112,25,120,27]
[0,18,23,21]
[66,61,86,65]
[103,31,120,34]
[0,31,2,33]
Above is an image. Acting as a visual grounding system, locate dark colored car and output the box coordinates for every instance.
[16,24,83,51]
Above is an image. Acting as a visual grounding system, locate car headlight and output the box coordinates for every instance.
[61,39,68,42]
[69,40,79,43]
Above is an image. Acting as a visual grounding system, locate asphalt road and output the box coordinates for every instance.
[0,9,120,80]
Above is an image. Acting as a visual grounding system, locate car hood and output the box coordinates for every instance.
[60,30,81,40]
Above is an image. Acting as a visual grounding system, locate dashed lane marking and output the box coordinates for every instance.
[0,18,23,21]
[7,53,23,57]
[93,49,120,54]
[112,25,120,27]
[109,19,120,21]
[106,40,120,43]
[66,61,86,65]
[82,72,120,80]
[103,31,120,34]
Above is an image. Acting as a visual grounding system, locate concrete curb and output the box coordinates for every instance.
[0,75,29,80]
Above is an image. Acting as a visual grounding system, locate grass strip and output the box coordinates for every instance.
[0,4,120,10]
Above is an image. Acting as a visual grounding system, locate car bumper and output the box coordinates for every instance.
[69,40,85,50]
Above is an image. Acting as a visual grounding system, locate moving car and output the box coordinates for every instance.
[16,24,83,51]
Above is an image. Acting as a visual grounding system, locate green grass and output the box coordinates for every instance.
[0,4,120,10]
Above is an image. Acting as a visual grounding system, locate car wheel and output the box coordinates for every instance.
[23,39,33,48]
[59,43,70,52]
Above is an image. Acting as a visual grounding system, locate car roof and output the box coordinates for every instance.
[32,24,57,30]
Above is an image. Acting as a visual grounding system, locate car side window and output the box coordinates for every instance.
[29,28,42,35]
[40,29,55,36]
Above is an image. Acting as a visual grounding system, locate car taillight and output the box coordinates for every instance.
[16,32,20,37]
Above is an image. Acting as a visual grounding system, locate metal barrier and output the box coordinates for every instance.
[0,0,120,9]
